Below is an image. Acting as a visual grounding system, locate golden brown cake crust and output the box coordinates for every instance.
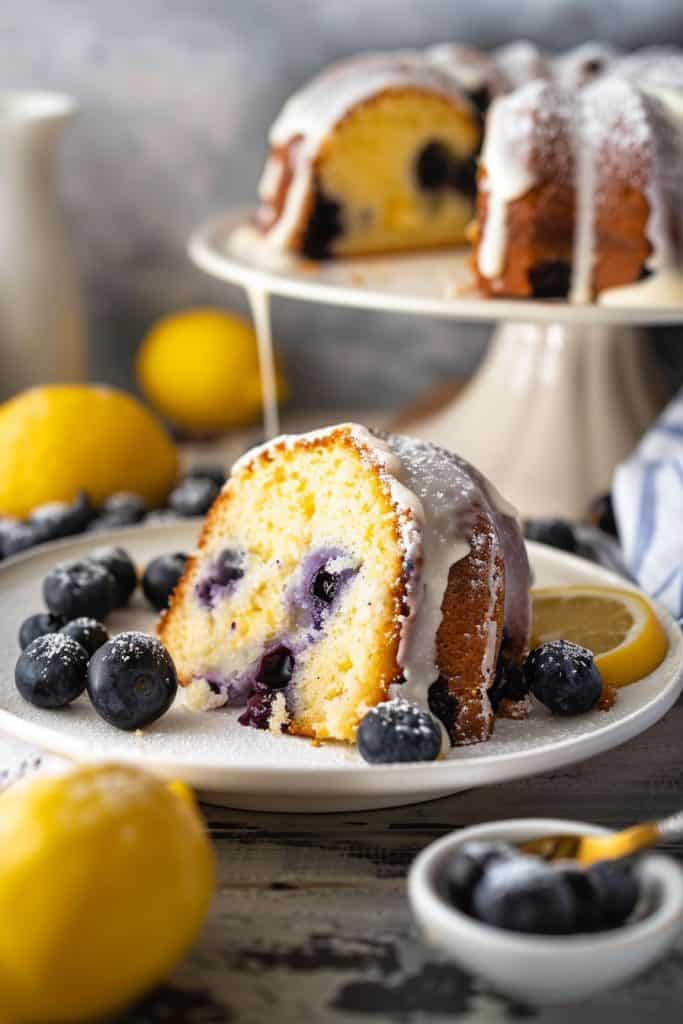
[436,512,505,744]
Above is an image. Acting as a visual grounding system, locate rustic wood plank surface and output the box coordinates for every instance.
[115,692,683,1024]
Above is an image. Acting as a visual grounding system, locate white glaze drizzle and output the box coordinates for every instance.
[492,40,549,88]
[257,50,474,252]
[478,80,565,280]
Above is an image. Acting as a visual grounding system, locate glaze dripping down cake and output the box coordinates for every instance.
[251,40,683,303]
[159,424,531,747]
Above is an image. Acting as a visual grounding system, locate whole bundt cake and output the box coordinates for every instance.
[159,424,531,747]
[251,40,683,304]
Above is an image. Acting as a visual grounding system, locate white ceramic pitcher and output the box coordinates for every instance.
[0,91,85,399]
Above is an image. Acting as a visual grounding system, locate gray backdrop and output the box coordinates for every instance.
[7,1,683,411]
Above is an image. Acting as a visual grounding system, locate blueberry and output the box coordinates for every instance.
[524,518,577,554]
[587,859,640,928]
[195,548,244,608]
[87,631,178,730]
[444,841,516,912]
[301,551,357,629]
[588,492,619,538]
[488,658,530,711]
[311,568,339,604]
[1,522,46,558]
[90,545,138,607]
[239,683,278,730]
[91,492,148,530]
[357,698,442,764]
[300,188,343,260]
[415,140,452,191]
[18,612,65,650]
[525,640,602,715]
[43,558,117,621]
[142,552,188,611]
[184,464,227,488]
[0,517,21,558]
[29,491,93,541]
[471,856,576,935]
[168,477,220,517]
[556,863,606,932]
[15,634,89,708]
[427,676,458,746]
[59,617,109,657]
[256,645,295,689]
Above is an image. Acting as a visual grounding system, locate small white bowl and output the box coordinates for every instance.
[408,818,683,1006]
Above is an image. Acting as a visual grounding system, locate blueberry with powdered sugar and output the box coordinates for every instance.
[87,631,178,730]
[90,492,147,530]
[18,612,65,650]
[43,558,117,621]
[184,464,227,489]
[90,545,138,607]
[0,517,22,558]
[29,491,93,541]
[15,634,89,708]
[168,476,220,518]
[1,521,46,558]
[357,698,442,764]
[524,640,602,715]
[59,617,109,658]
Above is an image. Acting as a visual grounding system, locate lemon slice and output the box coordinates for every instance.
[531,585,669,688]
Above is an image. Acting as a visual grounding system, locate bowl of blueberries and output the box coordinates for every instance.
[408,818,683,1006]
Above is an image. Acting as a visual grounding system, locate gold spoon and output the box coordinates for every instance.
[521,811,683,866]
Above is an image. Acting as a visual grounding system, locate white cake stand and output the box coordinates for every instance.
[189,208,683,518]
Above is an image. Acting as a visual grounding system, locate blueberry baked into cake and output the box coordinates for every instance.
[253,40,683,303]
[159,424,531,747]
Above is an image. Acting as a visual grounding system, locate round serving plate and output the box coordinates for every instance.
[0,521,681,812]
[189,208,683,326]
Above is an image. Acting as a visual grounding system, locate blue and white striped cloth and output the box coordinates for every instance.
[614,394,683,619]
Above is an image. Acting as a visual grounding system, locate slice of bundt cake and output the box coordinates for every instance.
[159,424,531,747]
[254,51,481,259]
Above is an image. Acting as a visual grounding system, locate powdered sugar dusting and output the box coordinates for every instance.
[23,633,87,672]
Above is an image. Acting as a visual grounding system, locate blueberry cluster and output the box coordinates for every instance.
[444,840,640,935]
[0,464,226,562]
[15,544,187,730]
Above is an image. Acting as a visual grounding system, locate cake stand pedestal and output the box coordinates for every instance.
[189,209,680,518]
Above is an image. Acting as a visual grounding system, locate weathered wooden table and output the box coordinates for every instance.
[110,692,683,1024]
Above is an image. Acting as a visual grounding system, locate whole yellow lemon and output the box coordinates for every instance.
[0,764,215,1022]
[136,308,286,434]
[0,385,179,519]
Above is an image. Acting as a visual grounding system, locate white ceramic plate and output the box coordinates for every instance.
[0,522,681,812]
[189,209,683,326]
